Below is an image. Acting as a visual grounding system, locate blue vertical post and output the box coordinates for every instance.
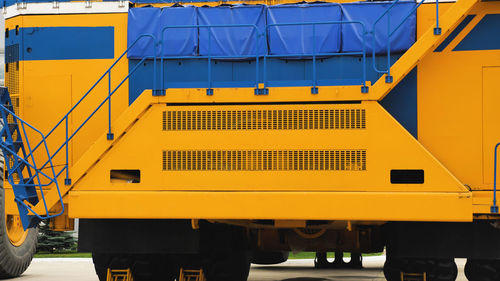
[434,0,441,35]
[64,117,71,185]
[151,44,160,96]
[254,27,267,95]
[385,10,393,83]
[492,143,500,213]
[263,27,268,92]
[255,27,259,91]
[107,72,114,140]
[361,24,368,93]
[207,27,213,96]
[161,33,165,93]
[311,23,318,94]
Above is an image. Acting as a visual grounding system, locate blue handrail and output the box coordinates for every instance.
[159,21,368,94]
[160,24,264,95]
[372,0,439,82]
[264,21,368,93]
[492,143,500,213]
[2,34,159,223]
[0,104,65,221]
[26,34,157,177]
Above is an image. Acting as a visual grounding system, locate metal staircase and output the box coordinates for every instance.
[0,0,483,229]
[0,87,63,228]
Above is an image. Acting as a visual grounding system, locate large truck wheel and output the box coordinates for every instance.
[464,259,500,281]
[204,251,250,281]
[0,187,38,279]
[384,257,457,281]
[200,222,251,281]
[252,250,289,265]
[92,253,178,281]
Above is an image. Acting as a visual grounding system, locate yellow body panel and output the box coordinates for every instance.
[418,2,500,191]
[8,0,500,223]
[68,191,472,222]
[71,98,467,193]
[11,14,128,167]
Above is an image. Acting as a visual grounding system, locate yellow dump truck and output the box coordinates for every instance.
[0,0,499,280]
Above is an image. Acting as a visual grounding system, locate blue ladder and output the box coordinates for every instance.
[0,88,64,229]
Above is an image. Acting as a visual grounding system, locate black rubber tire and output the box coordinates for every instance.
[427,259,458,281]
[92,253,178,281]
[132,254,177,281]
[384,258,457,281]
[203,251,251,281]
[384,258,405,281]
[464,259,499,281]
[252,250,289,265]
[0,186,38,279]
[92,253,113,281]
[200,222,251,281]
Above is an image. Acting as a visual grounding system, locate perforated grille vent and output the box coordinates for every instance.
[5,62,19,136]
[5,44,19,64]
[5,63,19,113]
[162,109,366,131]
[162,150,366,171]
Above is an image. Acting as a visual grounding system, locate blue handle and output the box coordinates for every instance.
[492,143,500,213]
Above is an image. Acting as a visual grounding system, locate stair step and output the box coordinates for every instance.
[3,105,14,112]
[7,123,17,133]
[10,162,26,173]
[13,140,23,153]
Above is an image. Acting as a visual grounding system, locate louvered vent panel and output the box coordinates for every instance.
[162,150,366,171]
[162,109,366,131]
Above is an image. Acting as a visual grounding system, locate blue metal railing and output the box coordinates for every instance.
[0,102,65,226]
[372,0,440,82]
[160,24,264,95]
[159,21,368,95]
[264,21,368,94]
[0,34,159,225]
[492,143,500,214]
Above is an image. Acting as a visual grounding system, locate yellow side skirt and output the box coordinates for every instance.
[68,191,472,222]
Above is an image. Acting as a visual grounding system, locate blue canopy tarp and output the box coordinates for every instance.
[266,3,342,56]
[197,5,267,57]
[341,1,417,54]
[128,6,198,58]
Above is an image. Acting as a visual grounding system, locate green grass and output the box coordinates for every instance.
[34,252,92,258]
[288,252,383,259]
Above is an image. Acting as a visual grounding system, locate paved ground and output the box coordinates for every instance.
[17,257,468,281]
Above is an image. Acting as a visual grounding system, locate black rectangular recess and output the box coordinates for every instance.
[110,169,140,183]
[390,169,424,184]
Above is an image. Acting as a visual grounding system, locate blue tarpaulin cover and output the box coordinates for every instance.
[341,1,417,54]
[197,5,267,57]
[267,3,342,56]
[128,6,197,58]
[127,2,417,58]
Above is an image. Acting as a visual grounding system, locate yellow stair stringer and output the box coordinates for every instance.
[372,0,479,101]
[33,90,158,215]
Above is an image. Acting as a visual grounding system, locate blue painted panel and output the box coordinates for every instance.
[128,55,402,104]
[454,14,500,51]
[197,5,267,57]
[22,27,114,61]
[434,14,475,52]
[380,67,417,138]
